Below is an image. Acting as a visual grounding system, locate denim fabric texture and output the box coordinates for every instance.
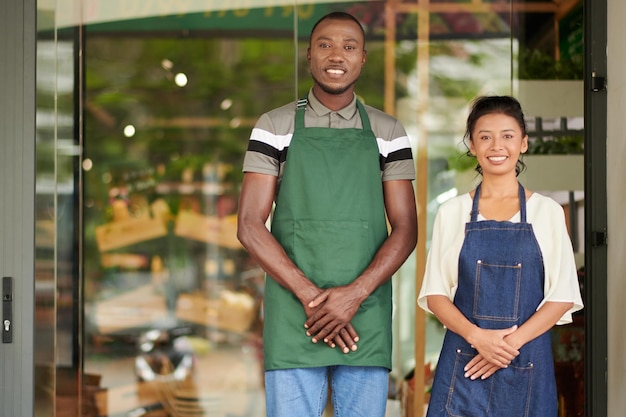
[265,366,389,417]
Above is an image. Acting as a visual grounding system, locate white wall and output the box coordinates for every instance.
[607,0,626,415]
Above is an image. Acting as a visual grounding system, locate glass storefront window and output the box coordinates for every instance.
[36,2,82,415]
[34,1,585,416]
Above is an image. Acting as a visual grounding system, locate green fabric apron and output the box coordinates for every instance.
[263,96,392,371]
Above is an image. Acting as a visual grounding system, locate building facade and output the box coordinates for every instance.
[1,0,623,416]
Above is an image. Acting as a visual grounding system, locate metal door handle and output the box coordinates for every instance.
[2,277,12,343]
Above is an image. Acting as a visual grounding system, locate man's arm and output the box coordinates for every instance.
[236,172,359,351]
[237,172,318,303]
[304,179,418,344]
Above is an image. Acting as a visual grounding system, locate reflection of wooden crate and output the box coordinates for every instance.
[95,217,168,252]
[176,291,255,334]
[95,381,166,417]
[89,285,169,334]
[174,210,241,249]
[95,379,226,417]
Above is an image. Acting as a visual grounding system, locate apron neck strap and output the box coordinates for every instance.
[470,181,527,222]
[295,94,371,131]
[356,100,371,130]
[518,181,527,222]
[295,96,307,129]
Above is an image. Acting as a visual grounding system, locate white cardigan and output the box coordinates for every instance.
[417,192,584,325]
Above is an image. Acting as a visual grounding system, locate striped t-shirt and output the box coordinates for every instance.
[242,89,415,192]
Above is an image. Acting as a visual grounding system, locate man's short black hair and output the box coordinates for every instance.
[309,12,366,47]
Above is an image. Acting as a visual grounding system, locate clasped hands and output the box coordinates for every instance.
[464,325,521,380]
[303,285,363,354]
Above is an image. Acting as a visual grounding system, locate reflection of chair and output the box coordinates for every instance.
[152,361,221,417]
[135,329,195,382]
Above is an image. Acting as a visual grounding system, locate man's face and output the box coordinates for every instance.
[307,18,366,95]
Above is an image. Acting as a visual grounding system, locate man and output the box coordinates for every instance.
[237,11,417,417]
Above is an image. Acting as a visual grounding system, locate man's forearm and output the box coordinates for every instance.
[237,220,320,305]
[350,223,417,300]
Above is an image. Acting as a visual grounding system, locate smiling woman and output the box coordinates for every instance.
[469,112,528,181]
[418,96,583,417]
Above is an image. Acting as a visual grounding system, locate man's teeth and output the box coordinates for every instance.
[327,69,344,74]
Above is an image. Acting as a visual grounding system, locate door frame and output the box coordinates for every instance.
[584,0,608,416]
[0,0,37,415]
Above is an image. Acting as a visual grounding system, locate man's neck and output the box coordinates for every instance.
[311,85,354,111]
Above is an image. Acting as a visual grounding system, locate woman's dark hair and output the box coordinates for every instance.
[463,95,528,176]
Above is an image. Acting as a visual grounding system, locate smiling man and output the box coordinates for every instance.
[237,12,417,417]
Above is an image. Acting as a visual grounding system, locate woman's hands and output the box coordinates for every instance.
[426,295,524,381]
[464,325,520,380]
[464,301,574,380]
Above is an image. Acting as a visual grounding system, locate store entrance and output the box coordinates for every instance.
[30,1,591,416]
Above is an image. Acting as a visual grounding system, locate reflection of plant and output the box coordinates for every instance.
[519,48,583,80]
[527,135,584,154]
[444,146,476,173]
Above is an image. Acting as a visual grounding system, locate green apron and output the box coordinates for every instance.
[264,96,392,371]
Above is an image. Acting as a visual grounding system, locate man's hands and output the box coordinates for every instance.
[302,285,366,353]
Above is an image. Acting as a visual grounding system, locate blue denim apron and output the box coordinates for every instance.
[426,182,557,416]
[263,97,391,371]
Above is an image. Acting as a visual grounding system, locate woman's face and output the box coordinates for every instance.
[469,112,528,177]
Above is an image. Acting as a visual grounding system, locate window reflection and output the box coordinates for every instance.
[82,35,272,416]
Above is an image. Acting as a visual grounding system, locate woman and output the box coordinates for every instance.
[418,96,583,416]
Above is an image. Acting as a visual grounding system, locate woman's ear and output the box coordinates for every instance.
[521,134,529,154]
[468,139,476,156]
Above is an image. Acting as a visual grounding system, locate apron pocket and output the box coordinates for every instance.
[473,260,522,322]
[446,349,533,417]
[293,219,372,287]
[445,350,490,416]
[489,362,534,417]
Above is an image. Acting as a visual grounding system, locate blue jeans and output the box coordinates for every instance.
[265,366,389,417]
